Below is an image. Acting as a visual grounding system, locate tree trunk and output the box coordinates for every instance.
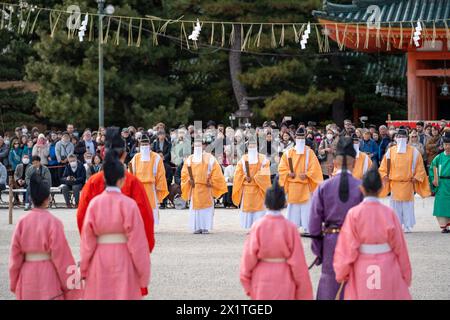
[229,24,248,111]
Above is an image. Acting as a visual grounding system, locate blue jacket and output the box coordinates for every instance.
[48,143,59,166]
[359,139,379,163]
[61,161,86,186]
[8,147,23,170]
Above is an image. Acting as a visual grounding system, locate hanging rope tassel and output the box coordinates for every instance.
[315,25,324,53]
[293,24,299,43]
[180,21,189,50]
[386,23,392,51]
[338,24,348,51]
[279,24,285,47]
[89,12,94,41]
[0,4,5,30]
[28,8,41,35]
[210,22,214,45]
[104,16,111,44]
[241,24,253,51]
[229,24,235,46]
[221,23,225,47]
[375,24,381,48]
[398,22,403,49]
[254,24,262,47]
[445,20,450,43]
[270,24,277,48]
[136,18,143,47]
[127,18,133,46]
[364,23,370,49]
[151,19,158,46]
[409,22,414,46]
[431,21,436,48]
[22,8,32,34]
[112,18,122,46]
[50,12,62,38]
[356,23,360,49]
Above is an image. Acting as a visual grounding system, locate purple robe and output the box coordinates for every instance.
[309,172,363,300]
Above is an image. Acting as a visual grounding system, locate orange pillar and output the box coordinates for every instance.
[407,52,419,120]
[431,82,437,120]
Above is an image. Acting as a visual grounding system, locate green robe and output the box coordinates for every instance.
[429,152,450,218]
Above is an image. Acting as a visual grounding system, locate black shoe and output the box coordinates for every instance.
[202,229,209,234]
[441,228,450,234]
[194,230,202,234]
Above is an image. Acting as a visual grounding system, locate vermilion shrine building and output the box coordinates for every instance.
[313,0,450,120]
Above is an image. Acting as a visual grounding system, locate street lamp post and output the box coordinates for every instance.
[97,0,105,128]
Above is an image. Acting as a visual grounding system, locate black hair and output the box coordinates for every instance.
[103,149,125,187]
[362,167,382,195]
[264,176,286,211]
[31,155,41,162]
[30,172,50,207]
[336,137,356,203]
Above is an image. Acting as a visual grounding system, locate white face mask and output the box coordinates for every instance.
[85,158,92,165]
[22,129,28,135]
[193,146,203,163]
[70,161,77,168]
[248,146,258,164]
[140,145,150,162]
[326,134,333,140]
[22,158,30,165]
[396,137,407,153]
[295,139,305,154]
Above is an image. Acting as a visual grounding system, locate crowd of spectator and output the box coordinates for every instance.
[0,118,448,210]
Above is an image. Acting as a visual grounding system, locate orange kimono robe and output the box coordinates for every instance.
[332,152,372,180]
[379,145,431,201]
[232,154,271,212]
[278,147,323,204]
[130,152,169,224]
[181,153,228,210]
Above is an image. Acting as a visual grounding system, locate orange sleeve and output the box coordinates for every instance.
[131,176,155,253]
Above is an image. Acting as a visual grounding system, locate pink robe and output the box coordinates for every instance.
[240,213,313,300]
[333,198,412,300]
[81,189,150,300]
[9,208,80,300]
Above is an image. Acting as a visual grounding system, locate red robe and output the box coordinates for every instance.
[77,171,155,253]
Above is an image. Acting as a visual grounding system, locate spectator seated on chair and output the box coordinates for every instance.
[25,155,52,211]
[61,154,86,208]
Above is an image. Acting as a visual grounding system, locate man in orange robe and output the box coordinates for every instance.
[379,128,431,233]
[332,134,372,179]
[129,134,168,225]
[232,137,271,229]
[77,127,155,252]
[181,140,227,234]
[278,128,323,233]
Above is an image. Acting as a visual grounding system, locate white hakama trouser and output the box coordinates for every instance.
[390,199,415,231]
[152,185,159,225]
[189,196,214,232]
[239,210,266,229]
[286,201,311,232]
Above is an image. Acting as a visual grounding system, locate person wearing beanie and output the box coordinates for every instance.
[239,176,313,300]
[309,137,364,300]
[232,134,271,229]
[180,137,227,234]
[278,127,323,234]
[332,134,372,180]
[429,131,450,233]
[80,150,150,300]
[129,134,169,225]
[77,127,155,253]
[333,168,412,300]
[9,173,80,300]
[378,128,431,233]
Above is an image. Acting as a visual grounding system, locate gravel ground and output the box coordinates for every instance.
[0,195,449,300]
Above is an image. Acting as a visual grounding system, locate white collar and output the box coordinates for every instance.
[363,196,379,203]
[105,186,121,193]
[335,169,353,175]
[266,210,282,216]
